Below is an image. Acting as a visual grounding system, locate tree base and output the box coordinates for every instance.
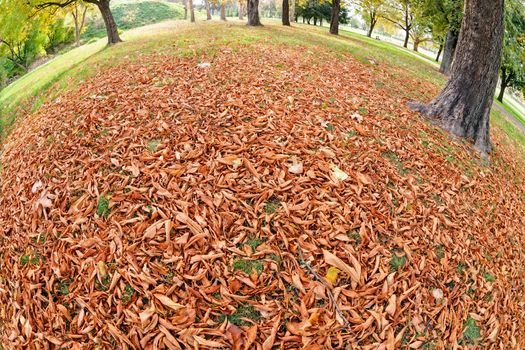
[408,101,491,158]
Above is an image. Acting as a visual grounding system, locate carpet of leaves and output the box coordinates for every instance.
[1,43,524,349]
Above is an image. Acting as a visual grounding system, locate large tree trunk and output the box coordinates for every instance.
[189,0,195,22]
[220,3,226,20]
[435,43,443,62]
[96,0,122,45]
[205,0,212,20]
[440,28,459,75]
[329,0,340,35]
[409,0,504,155]
[282,0,290,25]
[247,0,262,26]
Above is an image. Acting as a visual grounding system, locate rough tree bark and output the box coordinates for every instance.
[409,0,505,155]
[189,0,195,22]
[220,3,227,20]
[95,0,122,45]
[205,0,212,20]
[282,0,290,26]
[439,28,459,75]
[247,0,262,26]
[329,0,340,35]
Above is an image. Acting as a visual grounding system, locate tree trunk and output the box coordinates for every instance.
[367,19,376,38]
[238,1,244,20]
[329,0,340,35]
[440,28,459,75]
[282,0,290,25]
[413,39,419,52]
[409,0,504,155]
[183,0,188,20]
[403,28,409,48]
[220,3,226,20]
[320,18,323,26]
[435,43,443,62]
[189,0,195,22]
[96,0,122,45]
[205,0,212,20]
[497,67,508,103]
[314,17,317,26]
[247,0,262,25]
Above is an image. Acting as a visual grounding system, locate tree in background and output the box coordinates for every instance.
[382,0,417,48]
[409,0,505,155]
[498,0,525,102]
[247,0,262,25]
[204,0,212,20]
[283,0,291,25]
[221,0,227,20]
[0,1,49,72]
[238,0,245,19]
[188,0,196,22]
[434,0,463,74]
[71,2,89,46]
[329,0,341,34]
[357,0,387,38]
[32,0,121,45]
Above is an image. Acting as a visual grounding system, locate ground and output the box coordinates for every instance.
[0,21,524,349]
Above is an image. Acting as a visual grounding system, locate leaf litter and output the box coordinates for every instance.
[0,41,524,349]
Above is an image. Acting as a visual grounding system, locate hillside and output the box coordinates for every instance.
[0,21,524,349]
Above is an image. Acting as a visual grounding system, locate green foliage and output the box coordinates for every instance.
[82,2,184,40]
[96,195,110,219]
[221,304,261,326]
[500,0,525,96]
[233,258,264,275]
[461,317,481,344]
[390,253,407,270]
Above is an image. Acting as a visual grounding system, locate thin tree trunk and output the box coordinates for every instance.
[238,1,244,20]
[205,0,212,20]
[314,17,317,26]
[497,67,508,103]
[247,0,262,26]
[220,3,226,20]
[282,0,290,25]
[367,18,376,38]
[403,28,409,48]
[96,0,122,45]
[183,0,188,19]
[440,28,459,75]
[189,0,195,22]
[320,18,323,26]
[435,43,443,62]
[329,0,340,35]
[409,0,504,155]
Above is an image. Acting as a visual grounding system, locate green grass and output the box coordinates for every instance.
[233,258,264,275]
[462,316,481,344]
[96,195,111,219]
[390,253,407,271]
[82,1,185,40]
[491,109,525,154]
[220,304,261,326]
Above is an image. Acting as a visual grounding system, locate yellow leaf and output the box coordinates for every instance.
[325,266,340,284]
[97,261,108,278]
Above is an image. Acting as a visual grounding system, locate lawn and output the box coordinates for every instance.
[0,20,524,348]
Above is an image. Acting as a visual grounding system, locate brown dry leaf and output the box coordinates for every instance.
[323,249,360,285]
